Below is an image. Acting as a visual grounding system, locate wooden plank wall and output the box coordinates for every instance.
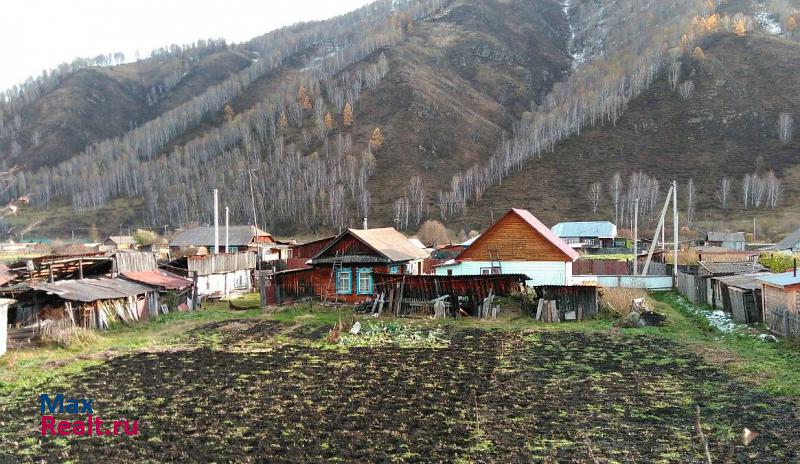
[459,213,568,262]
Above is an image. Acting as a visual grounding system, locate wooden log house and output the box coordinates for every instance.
[273,227,429,304]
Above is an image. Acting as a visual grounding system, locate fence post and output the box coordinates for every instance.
[259,272,267,310]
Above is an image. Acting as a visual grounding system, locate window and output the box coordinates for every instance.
[480,267,501,275]
[357,268,373,295]
[336,269,352,294]
[389,265,400,275]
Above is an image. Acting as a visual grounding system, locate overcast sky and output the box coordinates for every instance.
[0,0,372,91]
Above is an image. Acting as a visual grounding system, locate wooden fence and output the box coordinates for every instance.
[530,285,598,321]
[768,307,800,338]
[573,259,630,276]
[677,271,707,305]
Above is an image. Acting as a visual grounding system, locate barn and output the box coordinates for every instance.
[435,208,579,286]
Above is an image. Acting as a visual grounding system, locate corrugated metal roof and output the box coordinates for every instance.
[33,278,153,302]
[121,270,192,290]
[551,221,617,239]
[775,228,800,251]
[699,261,767,276]
[461,235,481,246]
[707,232,746,243]
[713,274,764,291]
[758,271,800,289]
[169,226,271,247]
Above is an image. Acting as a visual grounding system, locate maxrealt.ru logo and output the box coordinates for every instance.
[39,393,138,437]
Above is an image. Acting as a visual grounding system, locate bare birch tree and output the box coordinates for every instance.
[777,113,794,145]
[716,176,731,208]
[686,178,696,224]
[588,182,602,213]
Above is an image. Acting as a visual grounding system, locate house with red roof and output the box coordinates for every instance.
[435,208,579,286]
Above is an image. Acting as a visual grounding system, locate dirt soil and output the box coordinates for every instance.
[1,327,799,462]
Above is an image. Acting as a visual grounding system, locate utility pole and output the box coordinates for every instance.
[673,180,679,287]
[634,198,640,271]
[248,169,259,232]
[753,217,757,243]
[213,189,219,255]
[225,206,230,254]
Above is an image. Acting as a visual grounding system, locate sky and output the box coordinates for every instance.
[0,0,372,92]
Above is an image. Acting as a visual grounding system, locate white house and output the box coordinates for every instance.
[435,208,579,286]
[187,252,256,298]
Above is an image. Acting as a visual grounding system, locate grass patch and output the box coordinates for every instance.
[648,292,800,397]
[0,298,265,398]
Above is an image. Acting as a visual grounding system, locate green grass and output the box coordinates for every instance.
[0,299,264,397]
[647,292,800,397]
[3,290,800,403]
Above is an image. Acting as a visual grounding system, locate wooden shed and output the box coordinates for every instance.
[759,271,800,337]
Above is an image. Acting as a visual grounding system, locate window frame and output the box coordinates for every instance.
[336,268,352,294]
[356,268,373,295]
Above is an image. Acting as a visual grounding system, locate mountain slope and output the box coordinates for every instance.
[0,50,252,169]
[455,32,800,235]
[3,0,800,240]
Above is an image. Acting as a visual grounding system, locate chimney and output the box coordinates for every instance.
[363,216,368,230]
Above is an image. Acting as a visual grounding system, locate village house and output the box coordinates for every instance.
[273,227,428,303]
[170,251,257,299]
[551,221,618,250]
[169,225,287,261]
[704,232,747,251]
[759,270,800,336]
[436,209,579,286]
[775,227,800,252]
[103,235,136,252]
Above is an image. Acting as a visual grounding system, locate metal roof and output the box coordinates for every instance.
[315,228,429,263]
[460,235,481,246]
[699,261,767,276]
[169,226,271,247]
[758,271,800,289]
[706,232,746,242]
[105,236,135,245]
[775,228,800,251]
[551,221,617,239]
[121,270,192,290]
[713,274,765,291]
[33,278,153,302]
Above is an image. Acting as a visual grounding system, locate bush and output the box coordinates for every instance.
[416,220,452,246]
[600,287,647,317]
[759,252,800,273]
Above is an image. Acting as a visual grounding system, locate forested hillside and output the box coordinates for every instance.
[1,0,799,238]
